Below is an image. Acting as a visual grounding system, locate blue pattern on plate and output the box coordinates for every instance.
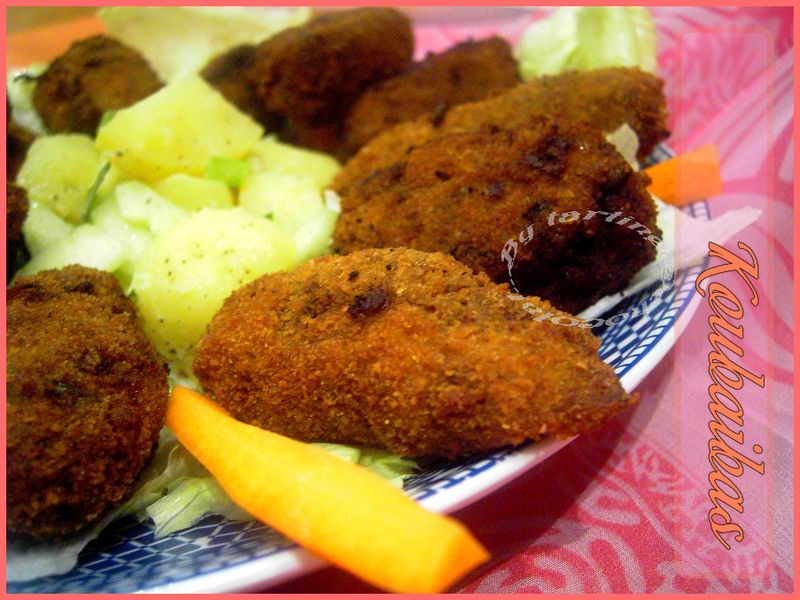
[8,146,711,593]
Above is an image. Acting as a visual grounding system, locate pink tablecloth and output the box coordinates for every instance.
[271,7,794,593]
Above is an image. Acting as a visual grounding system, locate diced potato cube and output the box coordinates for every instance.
[89,195,154,289]
[247,135,340,188]
[95,76,263,181]
[16,134,118,224]
[16,224,129,278]
[239,171,339,261]
[114,181,190,235]
[152,174,234,211]
[131,208,298,374]
[22,202,74,255]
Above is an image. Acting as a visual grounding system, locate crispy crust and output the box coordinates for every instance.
[6,182,29,282]
[7,97,35,181]
[343,37,520,153]
[193,248,632,459]
[200,44,283,131]
[333,67,669,194]
[333,121,660,314]
[251,8,413,129]
[6,266,169,539]
[33,35,162,134]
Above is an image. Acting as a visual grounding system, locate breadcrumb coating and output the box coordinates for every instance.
[33,35,162,135]
[333,120,660,314]
[251,8,413,129]
[333,67,668,194]
[6,266,169,539]
[343,37,520,153]
[6,182,29,282]
[193,248,632,459]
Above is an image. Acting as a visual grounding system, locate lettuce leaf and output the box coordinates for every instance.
[146,477,252,538]
[119,431,252,538]
[515,7,657,80]
[311,443,420,488]
[121,429,420,538]
[100,6,312,82]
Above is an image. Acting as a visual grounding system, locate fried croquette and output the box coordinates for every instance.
[251,8,413,130]
[333,120,659,315]
[200,44,283,132]
[6,121,34,181]
[193,248,632,459]
[343,37,520,153]
[7,99,35,181]
[333,67,669,194]
[279,119,349,158]
[7,266,168,539]
[33,35,162,134]
[6,182,29,283]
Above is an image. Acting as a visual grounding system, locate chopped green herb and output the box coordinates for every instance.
[99,109,118,129]
[82,162,112,222]
[204,156,251,189]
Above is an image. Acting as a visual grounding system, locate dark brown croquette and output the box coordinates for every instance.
[251,8,413,127]
[6,266,169,539]
[333,66,669,194]
[200,44,283,132]
[343,36,520,154]
[6,182,29,282]
[333,120,660,314]
[33,35,162,134]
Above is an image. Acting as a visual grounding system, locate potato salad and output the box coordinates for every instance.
[15,74,341,375]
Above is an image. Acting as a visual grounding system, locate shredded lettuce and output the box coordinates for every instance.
[311,442,362,464]
[358,449,420,488]
[146,477,252,538]
[121,429,419,538]
[119,431,251,538]
[310,443,420,488]
[515,7,657,80]
[99,6,312,82]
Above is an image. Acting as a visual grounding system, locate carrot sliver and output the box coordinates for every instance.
[644,144,722,206]
[166,386,490,593]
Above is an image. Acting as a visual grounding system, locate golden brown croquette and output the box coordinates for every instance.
[333,67,669,194]
[333,120,660,314]
[193,248,632,459]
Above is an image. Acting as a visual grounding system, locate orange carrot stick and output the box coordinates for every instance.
[166,386,489,593]
[645,144,722,206]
